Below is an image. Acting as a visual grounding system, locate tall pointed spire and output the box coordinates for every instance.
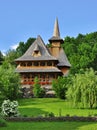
[53,18,60,37]
[49,18,63,44]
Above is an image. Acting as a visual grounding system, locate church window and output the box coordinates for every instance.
[40,62,45,66]
[21,62,26,66]
[33,62,39,66]
[47,61,52,66]
[27,62,32,66]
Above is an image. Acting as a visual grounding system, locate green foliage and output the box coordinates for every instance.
[16,38,35,57]
[5,49,20,66]
[52,76,69,99]
[63,32,97,74]
[0,61,20,100]
[16,42,25,56]
[67,68,97,108]
[4,37,35,66]
[33,77,45,98]
[3,31,97,74]
[45,112,55,117]
[0,51,4,65]
[1,99,20,117]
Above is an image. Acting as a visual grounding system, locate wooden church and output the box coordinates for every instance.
[15,18,71,89]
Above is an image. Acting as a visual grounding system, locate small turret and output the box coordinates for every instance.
[49,18,64,57]
[49,18,63,44]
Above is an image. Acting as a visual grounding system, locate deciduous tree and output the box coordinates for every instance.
[67,68,97,108]
[0,61,20,100]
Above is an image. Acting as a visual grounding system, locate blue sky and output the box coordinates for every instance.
[0,0,97,54]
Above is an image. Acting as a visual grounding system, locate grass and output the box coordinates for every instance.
[1,98,97,130]
[1,121,97,130]
[18,98,97,117]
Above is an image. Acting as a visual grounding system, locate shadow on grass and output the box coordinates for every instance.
[18,98,65,107]
[19,107,48,117]
[55,121,97,130]
[1,121,97,130]
[18,98,39,106]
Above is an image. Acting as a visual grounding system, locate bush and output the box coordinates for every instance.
[45,112,55,117]
[33,77,45,98]
[1,99,20,117]
[48,112,55,117]
[52,76,68,99]
[39,88,45,98]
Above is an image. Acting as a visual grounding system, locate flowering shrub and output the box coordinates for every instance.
[1,99,20,117]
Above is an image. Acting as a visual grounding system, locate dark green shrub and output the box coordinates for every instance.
[65,114,70,117]
[23,115,28,117]
[44,112,55,117]
[52,76,68,99]
[48,112,55,117]
[33,77,45,98]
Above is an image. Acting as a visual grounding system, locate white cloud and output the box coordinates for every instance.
[11,44,19,50]
[1,50,6,56]
[1,44,19,56]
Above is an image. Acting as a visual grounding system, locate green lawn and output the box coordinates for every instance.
[1,98,97,130]
[1,121,97,130]
[18,98,97,117]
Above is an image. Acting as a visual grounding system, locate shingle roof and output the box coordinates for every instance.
[49,36,64,43]
[15,67,61,73]
[33,43,40,51]
[15,35,57,62]
[15,18,71,69]
[57,48,71,67]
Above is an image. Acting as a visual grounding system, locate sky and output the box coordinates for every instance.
[0,0,97,54]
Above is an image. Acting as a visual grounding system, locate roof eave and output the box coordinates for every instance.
[49,37,64,44]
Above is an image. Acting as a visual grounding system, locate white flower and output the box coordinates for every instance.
[1,99,19,117]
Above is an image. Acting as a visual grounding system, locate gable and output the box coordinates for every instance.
[15,35,57,61]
